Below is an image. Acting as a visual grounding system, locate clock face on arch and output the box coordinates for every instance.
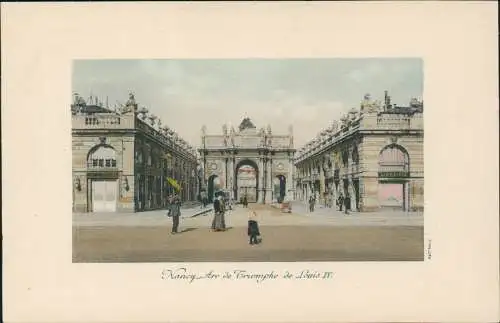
[210,163,218,170]
[277,163,284,170]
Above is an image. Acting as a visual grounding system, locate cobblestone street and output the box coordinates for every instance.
[73,204,424,262]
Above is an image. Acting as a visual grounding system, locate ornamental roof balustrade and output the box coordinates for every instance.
[295,120,362,164]
[72,113,135,129]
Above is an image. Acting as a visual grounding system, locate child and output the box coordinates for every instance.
[247,209,261,245]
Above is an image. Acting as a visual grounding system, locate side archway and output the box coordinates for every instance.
[378,144,410,175]
[207,174,220,203]
[378,144,411,210]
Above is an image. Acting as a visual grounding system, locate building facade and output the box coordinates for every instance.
[199,118,295,204]
[72,93,199,213]
[294,92,424,212]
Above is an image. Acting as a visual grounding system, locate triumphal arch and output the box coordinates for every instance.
[199,118,295,204]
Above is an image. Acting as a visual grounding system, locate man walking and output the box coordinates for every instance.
[168,193,182,234]
[337,193,344,212]
[309,195,315,212]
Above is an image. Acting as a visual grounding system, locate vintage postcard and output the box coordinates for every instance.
[71,58,424,263]
[3,2,498,323]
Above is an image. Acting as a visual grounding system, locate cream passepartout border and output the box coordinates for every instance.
[2,2,498,322]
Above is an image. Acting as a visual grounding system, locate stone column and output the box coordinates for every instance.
[349,178,356,211]
[319,164,326,205]
[410,179,424,212]
[265,158,273,203]
[359,176,379,212]
[229,156,235,199]
[286,157,294,200]
[258,157,265,203]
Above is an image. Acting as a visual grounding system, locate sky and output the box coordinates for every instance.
[72,58,423,149]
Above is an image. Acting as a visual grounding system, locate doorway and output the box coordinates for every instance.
[92,180,117,212]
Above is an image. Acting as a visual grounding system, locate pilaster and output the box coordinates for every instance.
[265,157,273,203]
[359,176,380,211]
[258,157,265,203]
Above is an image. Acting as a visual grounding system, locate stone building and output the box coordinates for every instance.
[72,93,199,213]
[199,118,295,204]
[294,91,424,212]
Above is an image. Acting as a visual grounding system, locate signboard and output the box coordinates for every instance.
[378,171,409,178]
[87,170,119,179]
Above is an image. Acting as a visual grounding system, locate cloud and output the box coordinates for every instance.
[72,58,422,150]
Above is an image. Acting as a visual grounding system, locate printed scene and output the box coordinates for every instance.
[72,58,424,262]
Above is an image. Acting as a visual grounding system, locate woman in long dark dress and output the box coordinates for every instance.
[212,194,226,231]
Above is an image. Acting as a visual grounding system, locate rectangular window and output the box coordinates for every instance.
[98,159,104,167]
[105,159,111,167]
[93,159,98,167]
[111,159,117,167]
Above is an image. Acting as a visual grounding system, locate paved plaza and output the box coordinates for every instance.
[73,203,424,262]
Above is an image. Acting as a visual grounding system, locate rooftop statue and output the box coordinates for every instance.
[349,107,358,120]
[340,114,349,128]
[122,92,138,114]
[409,97,423,109]
[331,120,339,132]
[73,93,86,107]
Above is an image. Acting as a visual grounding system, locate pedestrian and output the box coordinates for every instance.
[202,192,208,208]
[337,193,344,212]
[168,193,182,234]
[243,195,248,208]
[344,193,351,215]
[212,193,226,231]
[247,208,261,245]
[309,195,315,212]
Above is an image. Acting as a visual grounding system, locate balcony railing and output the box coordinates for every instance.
[376,115,411,129]
[378,164,409,178]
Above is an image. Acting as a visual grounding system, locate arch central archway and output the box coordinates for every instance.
[235,159,259,203]
[207,174,221,203]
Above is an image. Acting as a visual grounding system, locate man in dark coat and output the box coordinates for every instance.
[337,193,344,212]
[168,194,182,233]
[309,196,315,212]
[344,193,351,215]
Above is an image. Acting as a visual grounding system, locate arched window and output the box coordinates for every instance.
[88,146,117,169]
[352,146,359,164]
[342,149,349,166]
[135,150,144,164]
[151,153,157,168]
[379,145,409,173]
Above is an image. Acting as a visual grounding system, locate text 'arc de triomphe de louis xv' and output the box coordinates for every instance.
[199,118,295,204]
